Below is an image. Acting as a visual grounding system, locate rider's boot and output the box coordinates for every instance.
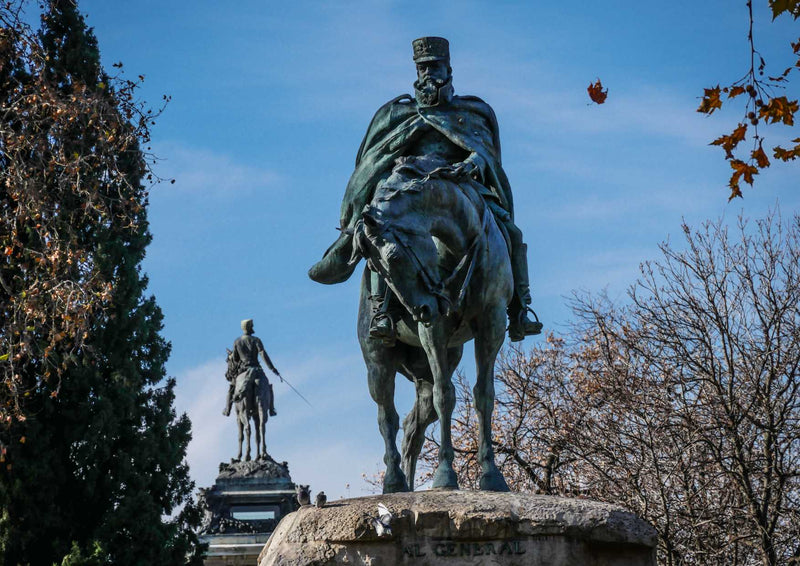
[368,273,397,347]
[222,388,233,416]
[507,243,543,341]
[309,230,358,284]
[269,383,277,417]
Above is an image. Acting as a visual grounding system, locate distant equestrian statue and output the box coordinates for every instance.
[224,319,282,461]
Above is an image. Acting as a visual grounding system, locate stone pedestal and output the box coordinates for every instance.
[258,491,656,566]
[199,458,299,566]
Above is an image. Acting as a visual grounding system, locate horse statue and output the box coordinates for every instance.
[225,348,273,462]
[354,155,513,492]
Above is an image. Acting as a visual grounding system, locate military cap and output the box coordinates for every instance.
[412,36,450,63]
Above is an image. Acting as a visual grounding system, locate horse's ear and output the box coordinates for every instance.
[226,348,232,354]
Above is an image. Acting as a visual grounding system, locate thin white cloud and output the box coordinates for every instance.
[149,143,283,196]
[173,348,377,500]
[173,358,230,490]
[486,81,721,147]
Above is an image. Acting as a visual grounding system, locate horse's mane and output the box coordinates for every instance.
[226,354,247,380]
[374,156,488,219]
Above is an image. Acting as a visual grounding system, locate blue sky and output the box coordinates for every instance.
[61,0,799,500]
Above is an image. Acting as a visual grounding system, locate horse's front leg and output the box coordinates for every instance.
[253,412,262,461]
[259,409,267,460]
[419,321,458,490]
[471,308,510,492]
[367,363,408,493]
[259,390,268,459]
[236,417,244,461]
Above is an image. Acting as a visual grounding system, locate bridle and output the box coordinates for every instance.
[362,202,490,317]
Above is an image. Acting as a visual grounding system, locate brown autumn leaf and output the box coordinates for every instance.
[770,0,800,19]
[710,123,748,158]
[731,159,759,185]
[759,96,799,125]
[773,138,800,161]
[728,85,747,98]
[698,86,723,114]
[752,144,771,168]
[587,79,608,105]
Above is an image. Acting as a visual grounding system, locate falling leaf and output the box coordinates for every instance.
[587,79,608,104]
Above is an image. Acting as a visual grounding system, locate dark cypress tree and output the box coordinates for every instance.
[0,1,202,564]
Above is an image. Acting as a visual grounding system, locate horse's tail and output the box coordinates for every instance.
[246,379,257,418]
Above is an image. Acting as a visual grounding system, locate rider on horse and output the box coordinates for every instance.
[309,37,542,342]
[224,319,282,417]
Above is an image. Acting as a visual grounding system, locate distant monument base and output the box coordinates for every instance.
[198,456,299,566]
[258,491,656,566]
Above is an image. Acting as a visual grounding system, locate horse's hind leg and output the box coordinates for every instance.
[401,379,436,490]
[400,346,461,490]
[259,412,267,460]
[368,363,408,493]
[472,310,510,492]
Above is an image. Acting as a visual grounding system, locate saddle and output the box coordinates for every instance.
[233,367,258,403]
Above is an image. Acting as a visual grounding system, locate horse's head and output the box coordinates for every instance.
[355,203,442,326]
[225,348,239,381]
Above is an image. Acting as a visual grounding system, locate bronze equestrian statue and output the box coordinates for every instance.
[309,36,541,343]
[309,38,542,492]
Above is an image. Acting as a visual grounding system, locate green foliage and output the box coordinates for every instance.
[59,542,110,566]
[0,1,202,564]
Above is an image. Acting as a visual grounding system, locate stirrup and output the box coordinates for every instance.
[508,307,543,342]
[369,311,396,347]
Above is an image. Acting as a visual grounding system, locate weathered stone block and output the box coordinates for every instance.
[258,491,657,565]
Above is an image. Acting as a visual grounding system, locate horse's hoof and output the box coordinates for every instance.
[245,455,252,462]
[479,468,510,492]
[383,466,409,493]
[431,463,459,490]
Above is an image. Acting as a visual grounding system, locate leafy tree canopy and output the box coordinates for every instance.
[0,1,201,564]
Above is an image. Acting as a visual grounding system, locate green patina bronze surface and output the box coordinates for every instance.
[309,37,543,493]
